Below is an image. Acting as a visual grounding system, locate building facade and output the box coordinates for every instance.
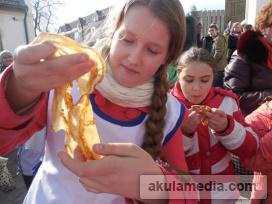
[225,0,246,25]
[197,10,225,37]
[58,7,110,44]
[0,0,35,52]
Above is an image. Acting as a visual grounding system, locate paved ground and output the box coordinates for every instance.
[0,150,250,204]
[0,150,27,204]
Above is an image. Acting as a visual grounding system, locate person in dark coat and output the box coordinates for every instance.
[196,22,203,48]
[202,34,213,53]
[183,16,198,51]
[224,30,272,116]
[227,22,241,63]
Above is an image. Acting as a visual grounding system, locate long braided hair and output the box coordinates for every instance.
[95,0,186,160]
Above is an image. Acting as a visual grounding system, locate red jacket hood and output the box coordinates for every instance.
[237,30,272,69]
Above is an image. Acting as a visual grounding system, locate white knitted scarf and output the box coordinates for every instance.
[96,62,154,108]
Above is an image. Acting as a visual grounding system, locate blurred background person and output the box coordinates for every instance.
[17,128,46,189]
[202,28,213,53]
[242,24,253,33]
[196,22,203,48]
[240,20,254,34]
[240,19,247,33]
[227,22,241,63]
[224,2,272,116]
[223,20,234,39]
[208,23,228,88]
[0,50,13,73]
[183,15,198,52]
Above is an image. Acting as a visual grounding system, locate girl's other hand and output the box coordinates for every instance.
[58,143,165,203]
[181,110,201,134]
[6,40,94,111]
[205,108,228,133]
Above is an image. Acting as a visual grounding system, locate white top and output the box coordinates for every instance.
[24,86,186,204]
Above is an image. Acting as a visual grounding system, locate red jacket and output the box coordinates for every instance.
[0,68,48,155]
[243,100,272,204]
[171,83,259,203]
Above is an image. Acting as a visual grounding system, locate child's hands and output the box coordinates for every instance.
[205,108,228,133]
[6,40,94,111]
[13,42,93,94]
[181,109,201,134]
[59,143,166,203]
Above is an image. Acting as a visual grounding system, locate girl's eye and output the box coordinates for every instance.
[201,80,210,83]
[118,33,134,44]
[123,37,134,44]
[185,79,193,83]
[147,48,158,55]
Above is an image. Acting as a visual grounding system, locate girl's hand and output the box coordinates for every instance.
[58,143,166,204]
[205,108,228,133]
[6,40,94,111]
[181,110,201,134]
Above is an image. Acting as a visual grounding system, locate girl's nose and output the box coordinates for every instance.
[127,46,142,65]
[192,82,201,91]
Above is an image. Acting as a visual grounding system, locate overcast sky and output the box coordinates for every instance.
[54,0,225,28]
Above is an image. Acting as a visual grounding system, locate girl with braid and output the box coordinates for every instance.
[0,0,195,203]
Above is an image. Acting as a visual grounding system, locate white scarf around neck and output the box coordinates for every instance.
[96,62,154,108]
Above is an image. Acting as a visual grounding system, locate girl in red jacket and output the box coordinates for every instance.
[171,47,259,203]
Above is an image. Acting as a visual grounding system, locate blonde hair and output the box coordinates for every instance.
[96,0,186,159]
[255,2,272,32]
[231,22,241,32]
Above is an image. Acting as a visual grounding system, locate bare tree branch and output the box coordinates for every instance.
[31,0,62,35]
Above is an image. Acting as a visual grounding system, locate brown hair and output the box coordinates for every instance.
[255,2,272,32]
[177,47,216,74]
[98,0,186,159]
[243,24,253,32]
[209,23,218,31]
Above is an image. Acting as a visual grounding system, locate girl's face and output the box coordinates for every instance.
[178,62,214,104]
[109,5,170,87]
